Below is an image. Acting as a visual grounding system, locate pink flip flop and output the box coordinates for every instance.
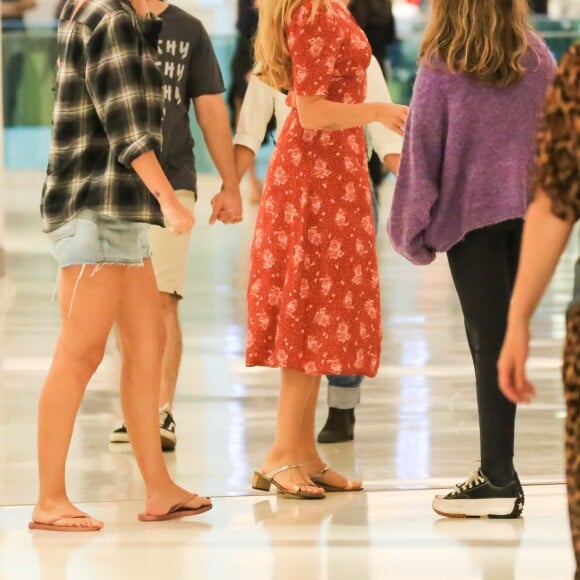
[138,496,213,522]
[28,514,103,532]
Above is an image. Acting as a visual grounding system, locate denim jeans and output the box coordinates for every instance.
[325,374,363,409]
[324,180,378,410]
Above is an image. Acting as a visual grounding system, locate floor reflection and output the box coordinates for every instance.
[433,518,525,580]
[0,171,576,578]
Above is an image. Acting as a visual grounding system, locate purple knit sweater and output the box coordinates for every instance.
[387,35,556,265]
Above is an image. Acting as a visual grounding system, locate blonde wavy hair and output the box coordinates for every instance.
[254,0,328,91]
[420,0,533,87]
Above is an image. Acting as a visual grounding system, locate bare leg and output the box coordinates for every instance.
[32,262,209,527]
[115,260,210,515]
[299,378,362,489]
[32,265,121,529]
[260,368,324,495]
[158,292,181,409]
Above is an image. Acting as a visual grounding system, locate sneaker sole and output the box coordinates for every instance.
[109,430,176,450]
[432,497,523,519]
[317,435,354,444]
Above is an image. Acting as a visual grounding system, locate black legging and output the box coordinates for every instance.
[447,218,523,485]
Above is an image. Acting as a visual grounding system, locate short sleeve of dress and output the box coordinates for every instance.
[534,44,580,223]
[286,1,344,97]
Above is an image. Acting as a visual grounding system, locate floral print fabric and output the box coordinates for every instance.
[246,0,382,377]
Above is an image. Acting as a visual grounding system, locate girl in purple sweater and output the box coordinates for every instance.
[388,0,555,518]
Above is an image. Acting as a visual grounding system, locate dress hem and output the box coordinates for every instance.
[245,360,378,379]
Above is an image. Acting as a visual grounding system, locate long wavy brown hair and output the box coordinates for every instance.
[420,0,533,87]
[254,0,328,91]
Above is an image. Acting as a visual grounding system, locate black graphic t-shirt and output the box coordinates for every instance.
[156,5,225,192]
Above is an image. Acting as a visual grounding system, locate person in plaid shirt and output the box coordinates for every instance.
[31,0,239,532]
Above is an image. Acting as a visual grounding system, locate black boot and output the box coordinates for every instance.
[317,408,355,443]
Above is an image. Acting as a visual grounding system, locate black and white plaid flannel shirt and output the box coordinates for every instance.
[41,0,165,232]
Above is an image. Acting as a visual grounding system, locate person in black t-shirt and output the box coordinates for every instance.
[109,0,243,452]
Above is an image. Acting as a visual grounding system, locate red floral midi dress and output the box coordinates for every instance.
[246,0,382,377]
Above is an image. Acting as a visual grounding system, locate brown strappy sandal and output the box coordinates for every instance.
[252,464,326,499]
[309,465,363,492]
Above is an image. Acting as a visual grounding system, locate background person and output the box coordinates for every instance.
[498,43,579,573]
[234,54,402,444]
[388,0,556,518]
[109,0,242,452]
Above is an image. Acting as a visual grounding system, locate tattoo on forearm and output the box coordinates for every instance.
[322,122,339,131]
[151,190,161,199]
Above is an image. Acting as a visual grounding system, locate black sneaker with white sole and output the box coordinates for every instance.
[109,423,130,444]
[108,405,177,452]
[159,404,177,452]
[433,465,524,519]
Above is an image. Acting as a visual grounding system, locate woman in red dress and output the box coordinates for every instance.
[249,0,407,497]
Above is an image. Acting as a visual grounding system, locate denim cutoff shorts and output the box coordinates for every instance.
[47,210,151,268]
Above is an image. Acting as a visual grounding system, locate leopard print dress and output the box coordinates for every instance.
[535,42,580,570]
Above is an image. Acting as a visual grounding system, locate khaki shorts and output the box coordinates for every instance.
[149,189,196,299]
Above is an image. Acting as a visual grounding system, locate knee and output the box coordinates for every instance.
[55,338,106,381]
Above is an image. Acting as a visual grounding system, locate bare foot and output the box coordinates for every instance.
[306,464,362,492]
[260,460,325,497]
[145,485,212,517]
[31,501,104,531]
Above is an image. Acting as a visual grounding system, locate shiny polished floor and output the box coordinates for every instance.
[0,170,577,579]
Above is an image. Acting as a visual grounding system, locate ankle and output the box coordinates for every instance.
[262,448,301,471]
[34,495,73,514]
[36,490,69,507]
[481,459,515,487]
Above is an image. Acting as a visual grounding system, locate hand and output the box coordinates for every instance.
[210,187,243,225]
[497,322,536,404]
[161,197,195,235]
[375,103,408,137]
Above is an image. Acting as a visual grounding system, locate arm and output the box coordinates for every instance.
[234,75,276,158]
[194,94,242,224]
[131,151,195,233]
[498,45,579,403]
[296,97,407,135]
[497,194,574,403]
[188,22,242,224]
[234,145,257,183]
[365,56,403,174]
[287,3,407,134]
[85,12,192,233]
[233,75,277,180]
[507,195,573,324]
[387,67,446,265]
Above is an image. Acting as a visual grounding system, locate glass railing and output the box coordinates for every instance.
[2,17,579,170]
